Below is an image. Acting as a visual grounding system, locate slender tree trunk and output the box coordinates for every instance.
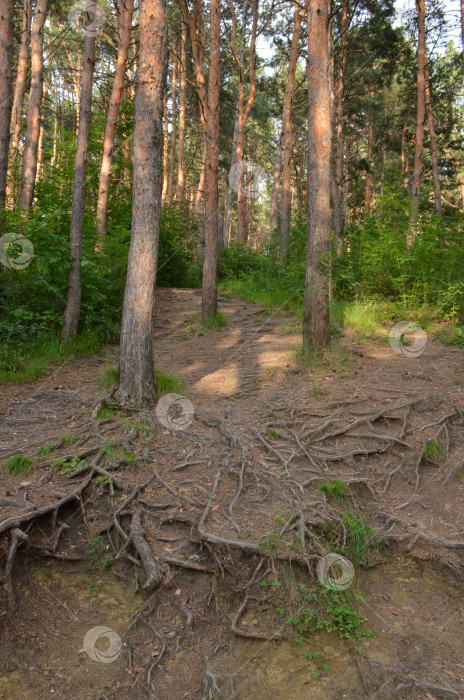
[202,0,220,320]
[166,50,177,205]
[400,98,411,178]
[0,0,14,226]
[162,92,168,206]
[116,0,168,407]
[175,22,187,201]
[234,0,258,244]
[461,0,464,60]
[269,131,283,233]
[6,0,32,208]
[460,178,464,210]
[96,0,134,237]
[279,0,303,264]
[409,0,426,240]
[364,91,374,213]
[18,0,48,211]
[332,0,347,241]
[62,4,96,340]
[424,56,441,215]
[303,0,332,354]
[223,93,240,245]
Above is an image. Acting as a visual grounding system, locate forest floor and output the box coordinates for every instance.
[1,288,464,700]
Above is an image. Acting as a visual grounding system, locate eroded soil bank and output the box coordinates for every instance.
[1,289,464,699]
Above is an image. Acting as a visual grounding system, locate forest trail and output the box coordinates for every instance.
[1,289,464,699]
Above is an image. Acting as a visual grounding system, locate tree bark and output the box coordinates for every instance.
[231,0,258,244]
[424,55,441,215]
[62,3,96,341]
[0,0,14,226]
[279,0,303,265]
[364,90,374,213]
[116,0,168,407]
[161,92,169,206]
[166,49,177,205]
[18,0,48,211]
[409,0,426,240]
[96,0,134,237]
[269,131,283,233]
[201,0,220,319]
[332,0,347,241]
[6,0,32,208]
[175,21,187,201]
[303,0,332,354]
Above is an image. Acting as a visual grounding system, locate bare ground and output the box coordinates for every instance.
[1,288,464,700]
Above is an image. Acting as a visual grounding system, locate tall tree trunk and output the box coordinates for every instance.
[303,0,332,354]
[233,0,258,244]
[96,0,134,237]
[116,0,168,407]
[62,3,96,340]
[269,131,283,233]
[162,92,168,206]
[18,0,48,211]
[202,0,220,320]
[400,98,411,178]
[461,0,464,60]
[364,91,374,213]
[332,0,347,241]
[279,0,303,265]
[223,94,240,245]
[424,56,441,215]
[166,50,177,205]
[6,0,32,208]
[409,0,426,240]
[0,0,14,226]
[175,21,187,201]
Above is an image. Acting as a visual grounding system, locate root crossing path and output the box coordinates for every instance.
[1,289,464,699]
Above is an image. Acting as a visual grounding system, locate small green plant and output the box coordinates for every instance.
[423,438,443,465]
[155,369,188,397]
[287,583,373,645]
[59,432,76,446]
[266,427,280,439]
[95,475,110,485]
[3,454,33,476]
[99,365,119,390]
[88,581,103,598]
[90,535,103,558]
[52,455,84,475]
[308,382,328,397]
[37,443,54,457]
[320,479,350,501]
[341,513,381,565]
[203,312,229,329]
[96,407,117,419]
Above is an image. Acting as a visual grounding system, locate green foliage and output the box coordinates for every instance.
[423,438,443,465]
[341,513,382,565]
[155,369,188,396]
[320,479,350,501]
[203,312,229,329]
[3,454,33,476]
[287,583,373,644]
[99,366,119,389]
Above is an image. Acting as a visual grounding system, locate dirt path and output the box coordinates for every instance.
[1,288,464,699]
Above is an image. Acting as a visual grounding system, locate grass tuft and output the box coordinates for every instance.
[341,513,381,565]
[320,479,350,501]
[203,312,229,329]
[3,454,33,476]
[99,366,119,389]
[155,369,188,397]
